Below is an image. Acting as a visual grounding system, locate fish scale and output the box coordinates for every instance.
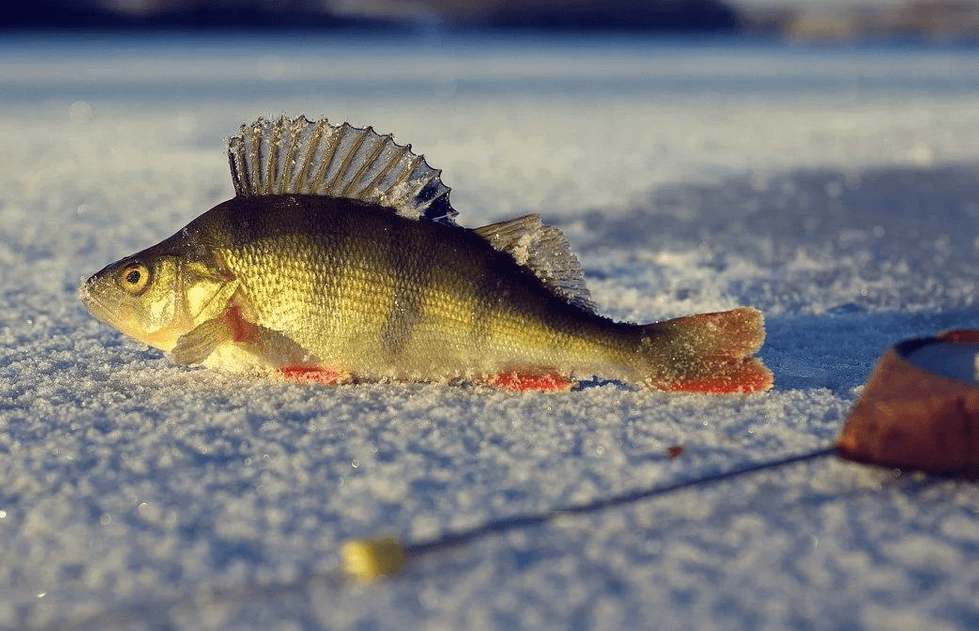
[220,198,583,379]
[79,116,772,393]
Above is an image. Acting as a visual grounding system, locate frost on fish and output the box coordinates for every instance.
[474,214,595,312]
[79,115,772,394]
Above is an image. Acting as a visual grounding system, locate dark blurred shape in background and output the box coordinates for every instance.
[356,0,740,31]
[0,0,738,32]
[2,0,978,40]
[0,0,382,30]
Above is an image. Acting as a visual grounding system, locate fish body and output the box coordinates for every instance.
[80,116,772,393]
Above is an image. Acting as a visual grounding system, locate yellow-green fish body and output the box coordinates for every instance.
[80,116,772,393]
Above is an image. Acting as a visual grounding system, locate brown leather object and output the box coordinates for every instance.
[836,330,979,478]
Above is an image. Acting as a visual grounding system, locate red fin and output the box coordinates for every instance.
[277,367,354,385]
[655,358,773,394]
[645,308,773,394]
[483,370,574,392]
[665,308,767,356]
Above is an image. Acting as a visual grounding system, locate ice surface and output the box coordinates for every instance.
[2,32,979,630]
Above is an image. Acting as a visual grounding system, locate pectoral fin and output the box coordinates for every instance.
[170,317,234,365]
[170,304,321,371]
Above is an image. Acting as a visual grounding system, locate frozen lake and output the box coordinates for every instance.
[2,32,979,630]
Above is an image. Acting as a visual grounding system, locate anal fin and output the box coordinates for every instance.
[277,367,355,385]
[480,369,575,392]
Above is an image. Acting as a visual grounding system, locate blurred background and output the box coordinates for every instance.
[3,0,979,40]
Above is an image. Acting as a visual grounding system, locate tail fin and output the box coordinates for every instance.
[639,307,772,394]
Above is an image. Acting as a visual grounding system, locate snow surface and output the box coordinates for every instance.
[2,32,979,630]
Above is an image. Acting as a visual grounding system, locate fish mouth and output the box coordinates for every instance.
[77,276,97,311]
[77,276,117,328]
[76,272,179,353]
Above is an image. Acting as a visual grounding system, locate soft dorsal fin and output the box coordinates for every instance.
[228,116,457,225]
[474,215,595,311]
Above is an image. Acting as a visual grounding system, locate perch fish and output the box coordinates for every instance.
[79,116,772,393]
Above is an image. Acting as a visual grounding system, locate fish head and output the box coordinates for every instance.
[79,252,191,352]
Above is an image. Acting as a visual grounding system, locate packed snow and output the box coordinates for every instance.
[1,32,979,630]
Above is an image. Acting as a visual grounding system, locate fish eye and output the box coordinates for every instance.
[119,262,150,294]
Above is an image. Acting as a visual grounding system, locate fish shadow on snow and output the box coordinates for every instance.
[573,163,979,394]
[761,309,979,393]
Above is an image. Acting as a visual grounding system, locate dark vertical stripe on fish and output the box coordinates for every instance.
[381,224,433,356]
[471,259,503,352]
[326,207,361,336]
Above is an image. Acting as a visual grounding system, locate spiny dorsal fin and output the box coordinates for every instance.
[228,115,457,225]
[475,215,595,311]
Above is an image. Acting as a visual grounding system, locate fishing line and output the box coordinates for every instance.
[403,446,837,556]
[341,445,840,580]
[54,445,841,630]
